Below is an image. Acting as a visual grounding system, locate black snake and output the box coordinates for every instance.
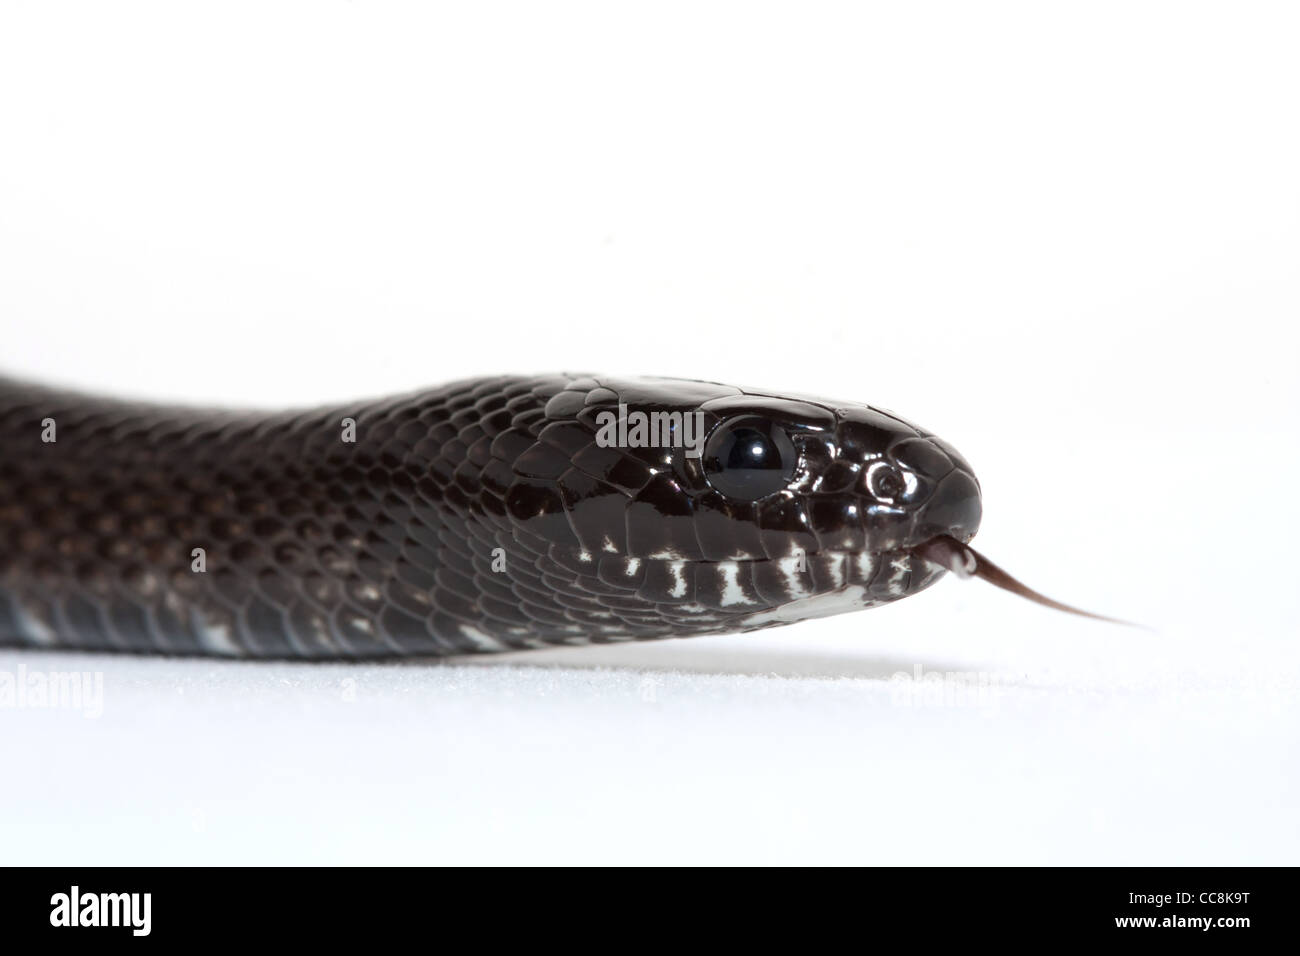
[0,374,1116,658]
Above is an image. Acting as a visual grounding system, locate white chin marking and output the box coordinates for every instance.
[717,562,749,606]
[459,624,508,652]
[776,555,813,599]
[193,614,240,655]
[14,604,56,646]
[740,585,869,627]
[666,560,688,598]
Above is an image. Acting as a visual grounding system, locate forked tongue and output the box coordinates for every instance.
[914,535,1137,627]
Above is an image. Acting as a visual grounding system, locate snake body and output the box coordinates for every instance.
[0,374,984,658]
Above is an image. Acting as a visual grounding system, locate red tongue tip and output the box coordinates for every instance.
[915,535,1141,628]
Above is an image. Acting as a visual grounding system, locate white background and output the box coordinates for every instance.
[1,2,1296,864]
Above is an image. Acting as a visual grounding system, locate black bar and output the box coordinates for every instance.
[0,866,1287,944]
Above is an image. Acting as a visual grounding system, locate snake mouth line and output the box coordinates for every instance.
[911,534,1137,627]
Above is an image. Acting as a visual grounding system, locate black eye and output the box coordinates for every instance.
[703,417,798,501]
[868,462,906,501]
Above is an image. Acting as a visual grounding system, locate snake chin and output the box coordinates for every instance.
[736,585,876,628]
[711,547,950,631]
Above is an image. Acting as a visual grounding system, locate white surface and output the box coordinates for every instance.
[0,2,1297,864]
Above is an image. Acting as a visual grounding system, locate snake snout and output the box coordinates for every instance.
[915,469,982,544]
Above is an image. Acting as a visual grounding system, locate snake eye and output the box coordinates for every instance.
[867,461,907,502]
[703,416,798,501]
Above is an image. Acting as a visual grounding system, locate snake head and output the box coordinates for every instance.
[502,376,986,633]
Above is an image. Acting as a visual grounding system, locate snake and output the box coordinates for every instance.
[0,374,1120,658]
